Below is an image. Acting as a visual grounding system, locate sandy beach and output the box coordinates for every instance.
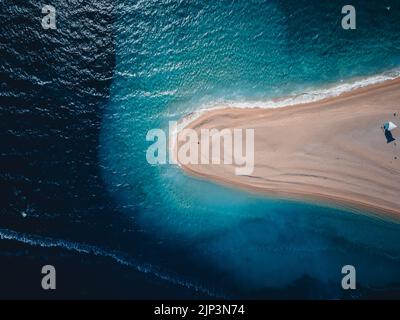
[177,78,400,217]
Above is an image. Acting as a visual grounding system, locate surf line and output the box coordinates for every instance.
[0,228,226,298]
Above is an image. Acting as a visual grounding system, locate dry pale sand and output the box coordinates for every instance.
[177,78,400,217]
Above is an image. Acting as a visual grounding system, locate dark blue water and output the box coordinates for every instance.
[1,0,400,298]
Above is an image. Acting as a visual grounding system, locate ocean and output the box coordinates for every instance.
[1,0,400,298]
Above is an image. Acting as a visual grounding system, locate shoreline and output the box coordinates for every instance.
[175,77,400,219]
[172,69,400,136]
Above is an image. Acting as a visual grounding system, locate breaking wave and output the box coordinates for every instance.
[0,228,225,298]
[174,68,400,132]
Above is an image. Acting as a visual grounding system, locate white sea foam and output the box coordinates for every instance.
[169,69,400,156]
[0,228,224,298]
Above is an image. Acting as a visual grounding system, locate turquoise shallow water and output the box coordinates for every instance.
[100,0,400,298]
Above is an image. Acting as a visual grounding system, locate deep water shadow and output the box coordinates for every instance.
[0,0,213,299]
